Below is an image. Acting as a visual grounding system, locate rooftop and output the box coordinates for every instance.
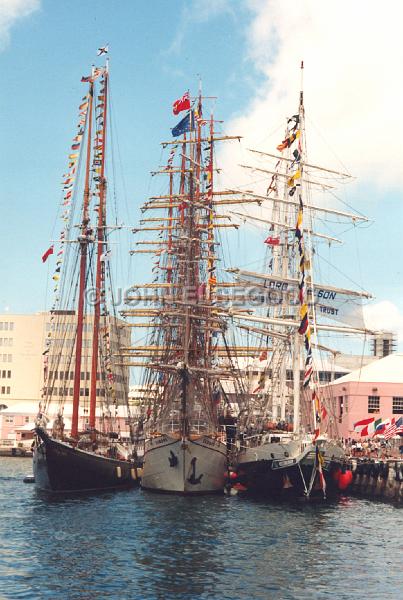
[329,353,403,385]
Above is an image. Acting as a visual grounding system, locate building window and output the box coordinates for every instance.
[25,416,30,423]
[392,397,403,414]
[338,396,343,421]
[368,396,380,413]
[6,387,10,394]
[5,416,14,423]
[7,370,11,378]
[1,386,5,394]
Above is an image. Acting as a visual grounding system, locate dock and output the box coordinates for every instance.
[349,457,403,503]
[0,441,32,457]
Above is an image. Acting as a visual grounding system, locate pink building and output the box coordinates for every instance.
[0,401,132,447]
[328,353,403,440]
[0,402,36,446]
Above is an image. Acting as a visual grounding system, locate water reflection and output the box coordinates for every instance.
[0,458,401,600]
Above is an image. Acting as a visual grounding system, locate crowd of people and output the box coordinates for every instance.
[343,437,403,459]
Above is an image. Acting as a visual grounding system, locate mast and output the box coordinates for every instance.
[293,59,307,435]
[89,65,108,429]
[71,79,94,439]
[127,87,249,441]
[180,125,194,438]
[292,332,300,434]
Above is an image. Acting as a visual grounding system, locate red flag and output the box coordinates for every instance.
[353,417,374,430]
[259,350,268,361]
[321,405,328,420]
[264,236,280,245]
[42,245,54,263]
[173,91,190,116]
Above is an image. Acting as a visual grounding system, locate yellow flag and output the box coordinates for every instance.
[296,210,303,229]
[300,303,308,319]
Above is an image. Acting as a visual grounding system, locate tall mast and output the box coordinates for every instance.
[292,60,305,434]
[89,65,108,429]
[71,79,94,438]
[180,148,193,437]
[205,109,216,418]
[292,332,300,434]
[167,172,173,284]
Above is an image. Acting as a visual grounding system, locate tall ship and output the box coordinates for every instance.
[33,56,139,493]
[121,89,253,494]
[119,68,375,498]
[230,63,375,498]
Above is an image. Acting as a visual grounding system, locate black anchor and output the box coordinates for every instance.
[187,457,203,485]
[168,450,178,467]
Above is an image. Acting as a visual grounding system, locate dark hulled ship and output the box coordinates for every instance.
[33,58,139,493]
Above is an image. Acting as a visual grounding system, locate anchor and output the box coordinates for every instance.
[187,456,203,485]
[168,450,178,467]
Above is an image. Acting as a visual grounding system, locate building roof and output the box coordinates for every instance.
[329,353,403,385]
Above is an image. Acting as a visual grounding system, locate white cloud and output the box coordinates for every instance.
[0,0,40,50]
[364,301,403,343]
[219,0,403,193]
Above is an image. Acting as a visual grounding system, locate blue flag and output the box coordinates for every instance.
[172,111,194,137]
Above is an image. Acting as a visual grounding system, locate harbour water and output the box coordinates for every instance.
[0,458,401,600]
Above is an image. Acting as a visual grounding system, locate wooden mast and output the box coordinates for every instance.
[181,127,193,438]
[89,65,108,429]
[71,79,94,438]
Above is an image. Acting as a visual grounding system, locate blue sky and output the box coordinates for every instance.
[0,0,402,350]
[0,0,256,310]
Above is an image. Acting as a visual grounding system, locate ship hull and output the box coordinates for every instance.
[33,428,138,493]
[236,441,345,499]
[141,434,227,494]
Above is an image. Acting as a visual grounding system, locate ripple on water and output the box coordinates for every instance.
[0,458,401,600]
